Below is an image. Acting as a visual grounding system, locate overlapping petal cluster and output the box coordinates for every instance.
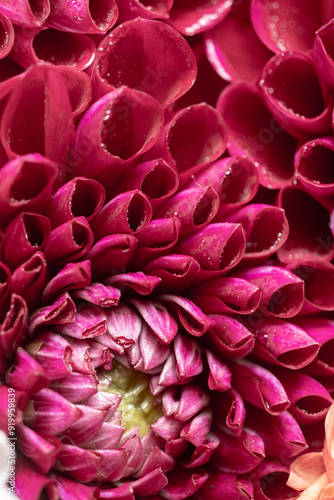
[0,1,333,499]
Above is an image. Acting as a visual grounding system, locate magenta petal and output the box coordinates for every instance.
[91,190,152,239]
[217,82,297,188]
[68,86,163,185]
[225,203,289,260]
[135,447,174,478]
[160,469,208,500]
[28,292,76,337]
[91,18,197,107]
[50,373,98,404]
[117,0,173,22]
[87,234,138,279]
[47,0,118,33]
[67,338,94,375]
[174,333,203,380]
[15,453,57,500]
[162,384,210,422]
[54,444,101,483]
[0,0,50,27]
[42,260,91,303]
[47,177,105,228]
[277,184,334,263]
[104,303,142,348]
[61,404,106,445]
[0,154,58,229]
[168,0,233,35]
[0,293,27,359]
[85,421,124,450]
[253,459,299,500]
[106,272,160,296]
[1,64,75,164]
[196,471,253,500]
[191,277,262,315]
[94,448,129,481]
[99,483,134,500]
[130,299,177,344]
[259,51,332,138]
[206,350,231,392]
[27,331,72,380]
[180,408,212,447]
[206,314,254,360]
[11,252,48,311]
[0,12,14,59]
[0,261,11,320]
[72,282,121,308]
[212,388,246,436]
[131,468,168,496]
[314,18,334,88]
[295,137,334,196]
[51,473,100,500]
[157,186,220,237]
[143,254,200,293]
[7,348,48,395]
[56,304,106,339]
[43,217,94,267]
[231,359,290,415]
[3,212,50,271]
[18,424,61,474]
[57,66,92,120]
[295,317,334,376]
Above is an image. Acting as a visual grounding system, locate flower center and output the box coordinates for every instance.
[104,361,163,437]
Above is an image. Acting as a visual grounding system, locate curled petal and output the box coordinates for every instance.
[135,446,174,478]
[277,184,334,263]
[47,0,118,33]
[46,177,105,228]
[1,64,75,164]
[217,82,297,188]
[28,293,76,337]
[91,190,152,239]
[15,453,57,500]
[162,384,209,422]
[85,421,124,450]
[72,283,120,308]
[18,424,61,474]
[180,408,212,447]
[67,339,94,375]
[58,66,93,120]
[212,388,246,436]
[0,262,11,320]
[231,359,290,415]
[51,473,100,500]
[196,471,253,500]
[87,234,138,280]
[288,452,326,491]
[54,444,101,483]
[0,0,50,27]
[106,272,160,296]
[11,252,48,311]
[56,304,106,340]
[92,18,197,107]
[259,51,332,138]
[117,0,173,22]
[105,303,142,348]
[99,483,134,499]
[68,86,163,185]
[130,299,177,344]
[43,217,94,267]
[191,277,262,316]
[224,203,289,260]
[42,260,91,304]
[206,314,254,360]
[7,347,48,397]
[143,254,200,293]
[314,18,334,88]
[26,331,72,380]
[94,448,130,482]
[0,154,58,229]
[160,468,208,500]
[295,137,334,196]
[174,333,203,380]
[0,12,14,59]
[206,350,231,392]
[131,468,168,496]
[61,404,106,446]
[168,0,233,36]
[253,459,300,500]
[0,294,27,359]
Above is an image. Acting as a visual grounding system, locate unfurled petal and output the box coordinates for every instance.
[131,468,168,496]
[135,323,170,372]
[1,64,75,165]
[84,421,124,450]
[135,446,174,478]
[180,408,212,447]
[287,452,325,490]
[205,314,254,360]
[61,404,106,445]
[18,423,61,474]
[56,304,106,339]
[295,137,334,196]
[94,448,129,481]
[0,154,58,229]
[47,0,118,33]
[91,18,197,107]
[7,348,48,396]
[11,252,48,311]
[224,203,289,260]
[42,260,91,303]
[217,82,297,188]
[99,483,134,499]
[26,331,72,380]
[68,86,163,185]
[196,471,253,500]
[231,359,290,415]
[0,0,50,27]
[47,177,105,228]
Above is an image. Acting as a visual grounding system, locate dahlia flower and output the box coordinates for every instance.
[0,1,334,500]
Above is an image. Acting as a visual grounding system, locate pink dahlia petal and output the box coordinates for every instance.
[277,184,334,263]
[247,408,308,459]
[235,266,304,318]
[17,423,61,474]
[168,0,232,35]
[132,218,181,269]
[0,12,14,59]
[119,433,144,477]
[160,469,208,500]
[212,388,246,436]
[11,252,48,311]
[174,333,203,380]
[143,254,200,293]
[205,2,272,82]
[224,203,289,260]
[103,303,142,348]
[46,177,105,228]
[0,262,11,320]
[217,82,297,188]
[295,137,334,196]
[93,448,129,482]
[3,212,50,271]
[25,388,82,435]
[0,293,27,359]
[180,408,212,447]
[68,87,163,186]
[131,468,168,496]
[314,18,334,88]
[57,66,92,121]
[193,156,260,216]
[135,323,170,372]
[130,299,177,344]
[158,351,196,388]
[56,304,106,339]
[178,223,246,278]
[88,342,113,370]
[136,447,174,478]
[251,0,332,53]
[181,433,220,469]
[206,350,231,392]
[43,217,94,267]
[231,359,290,415]
[91,18,196,107]
[196,471,253,500]
[162,384,210,422]
[61,404,106,445]
[157,186,220,237]
[87,234,138,280]
[50,373,98,404]
[253,459,299,500]
[67,339,94,375]
[259,51,332,138]
[250,318,319,370]
[117,0,172,22]
[99,483,134,499]
[206,314,254,360]
[51,473,100,500]
[0,0,50,27]
[47,0,118,34]
[0,154,58,229]
[115,159,179,210]
[191,277,262,315]
[7,348,48,396]
[91,190,152,239]
[84,392,121,418]
[1,64,75,164]
[42,260,91,303]
[54,444,101,483]
[149,103,227,184]
[272,368,333,425]
[106,272,160,296]
[26,331,72,380]
[84,421,124,450]
[15,453,57,500]
[159,294,215,336]
[72,283,120,308]
[214,427,265,474]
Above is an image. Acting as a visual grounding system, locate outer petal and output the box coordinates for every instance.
[117,0,173,22]
[195,471,253,500]
[15,453,57,500]
[0,0,50,27]
[253,459,299,500]
[42,260,91,303]
[205,314,254,360]
[143,254,200,293]
[160,469,208,500]
[11,252,48,311]
[295,137,334,196]
[0,12,14,59]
